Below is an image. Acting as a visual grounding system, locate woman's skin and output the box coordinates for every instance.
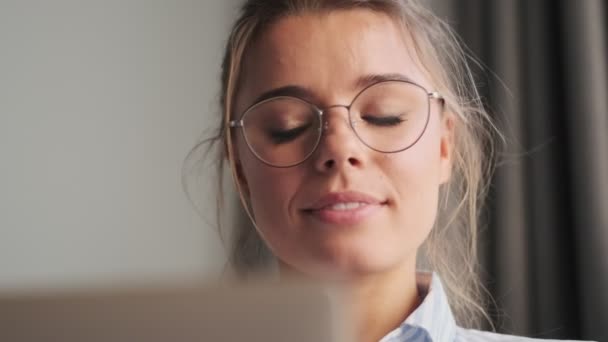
[233,9,454,342]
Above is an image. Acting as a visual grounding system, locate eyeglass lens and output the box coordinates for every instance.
[239,81,430,167]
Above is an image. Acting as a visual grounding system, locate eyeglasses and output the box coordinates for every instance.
[229,80,443,168]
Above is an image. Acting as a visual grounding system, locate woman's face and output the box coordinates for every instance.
[233,9,453,279]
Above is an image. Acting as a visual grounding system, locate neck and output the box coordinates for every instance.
[279,261,421,342]
[347,265,420,342]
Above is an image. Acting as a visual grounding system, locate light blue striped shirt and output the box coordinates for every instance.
[378,272,591,342]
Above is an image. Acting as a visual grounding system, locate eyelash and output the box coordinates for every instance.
[269,124,312,143]
[361,114,407,126]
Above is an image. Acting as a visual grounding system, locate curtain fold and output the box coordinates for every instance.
[430,0,608,340]
[560,1,608,340]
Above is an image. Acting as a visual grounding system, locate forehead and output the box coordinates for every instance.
[237,9,432,111]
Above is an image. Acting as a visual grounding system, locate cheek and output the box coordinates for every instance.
[235,137,310,257]
[406,115,444,186]
[385,121,444,235]
[238,147,301,234]
[247,168,296,221]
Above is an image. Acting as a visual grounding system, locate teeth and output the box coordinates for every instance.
[326,202,365,211]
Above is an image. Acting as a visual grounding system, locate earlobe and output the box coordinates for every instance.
[235,161,250,197]
[439,113,455,184]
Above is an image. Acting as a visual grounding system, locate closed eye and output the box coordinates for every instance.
[361,114,407,127]
[269,123,312,143]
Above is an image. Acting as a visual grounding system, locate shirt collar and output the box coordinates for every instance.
[380,272,457,342]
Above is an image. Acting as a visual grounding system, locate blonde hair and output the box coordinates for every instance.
[185,0,499,330]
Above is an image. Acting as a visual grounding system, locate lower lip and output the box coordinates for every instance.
[305,203,384,226]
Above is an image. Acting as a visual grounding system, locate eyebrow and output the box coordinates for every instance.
[354,73,417,89]
[251,85,317,106]
[248,72,417,107]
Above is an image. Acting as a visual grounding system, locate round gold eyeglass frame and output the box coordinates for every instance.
[228,80,444,168]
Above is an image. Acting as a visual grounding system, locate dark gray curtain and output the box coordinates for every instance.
[431,0,607,341]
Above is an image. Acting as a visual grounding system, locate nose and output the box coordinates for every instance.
[313,106,366,172]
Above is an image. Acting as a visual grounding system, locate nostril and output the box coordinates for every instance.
[321,157,361,170]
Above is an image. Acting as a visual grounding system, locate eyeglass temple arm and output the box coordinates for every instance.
[429,92,445,107]
[429,91,442,100]
[228,120,243,128]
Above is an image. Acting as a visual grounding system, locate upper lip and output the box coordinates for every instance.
[304,191,385,211]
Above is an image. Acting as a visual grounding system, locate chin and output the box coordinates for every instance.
[328,233,409,269]
[335,254,405,279]
[286,246,407,282]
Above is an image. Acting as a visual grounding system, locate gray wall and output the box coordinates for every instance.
[0,0,240,291]
[0,0,451,292]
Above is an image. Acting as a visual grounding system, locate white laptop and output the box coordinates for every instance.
[0,279,353,342]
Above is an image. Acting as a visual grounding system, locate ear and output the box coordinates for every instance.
[439,112,455,184]
[234,160,250,197]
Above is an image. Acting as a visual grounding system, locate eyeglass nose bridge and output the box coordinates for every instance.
[319,104,360,132]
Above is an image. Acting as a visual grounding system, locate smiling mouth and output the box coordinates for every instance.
[319,201,369,211]
[302,200,388,225]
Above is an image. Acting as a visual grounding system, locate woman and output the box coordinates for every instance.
[194,0,588,341]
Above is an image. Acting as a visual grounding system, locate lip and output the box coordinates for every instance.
[305,191,383,210]
[302,191,387,225]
